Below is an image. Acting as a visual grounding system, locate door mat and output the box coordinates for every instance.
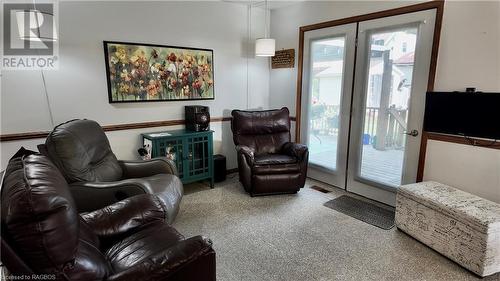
[324,195,395,230]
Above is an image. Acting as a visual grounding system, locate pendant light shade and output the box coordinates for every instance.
[255,38,275,57]
[16,10,58,41]
[254,0,275,57]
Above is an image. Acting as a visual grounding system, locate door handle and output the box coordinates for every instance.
[403,129,419,137]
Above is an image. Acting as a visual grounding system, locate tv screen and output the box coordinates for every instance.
[424,92,500,140]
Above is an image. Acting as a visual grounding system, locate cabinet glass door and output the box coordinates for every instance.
[158,139,184,179]
[186,135,210,179]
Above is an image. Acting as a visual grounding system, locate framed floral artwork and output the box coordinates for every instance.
[104,41,214,103]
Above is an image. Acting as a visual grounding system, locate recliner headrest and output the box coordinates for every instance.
[45,119,122,182]
[231,107,291,136]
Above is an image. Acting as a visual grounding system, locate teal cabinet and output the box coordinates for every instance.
[142,130,214,188]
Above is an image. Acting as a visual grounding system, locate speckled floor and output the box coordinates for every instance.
[173,175,500,281]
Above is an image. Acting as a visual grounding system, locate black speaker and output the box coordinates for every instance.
[213,154,226,183]
[185,106,210,132]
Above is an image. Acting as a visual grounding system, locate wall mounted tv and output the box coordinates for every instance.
[424,91,500,140]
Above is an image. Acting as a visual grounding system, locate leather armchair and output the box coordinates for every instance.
[231,107,309,196]
[1,148,216,281]
[41,119,183,222]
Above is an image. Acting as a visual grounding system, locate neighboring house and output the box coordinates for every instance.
[311,30,417,111]
[315,60,343,106]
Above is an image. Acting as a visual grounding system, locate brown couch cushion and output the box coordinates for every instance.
[1,148,79,273]
[105,223,184,272]
[254,154,296,165]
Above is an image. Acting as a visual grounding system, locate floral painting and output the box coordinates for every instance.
[104,41,214,103]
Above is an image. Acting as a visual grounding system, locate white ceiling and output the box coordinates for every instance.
[56,0,305,10]
[222,0,306,10]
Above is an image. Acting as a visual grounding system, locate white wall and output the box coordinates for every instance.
[423,1,500,203]
[433,1,500,92]
[269,1,500,202]
[424,140,500,203]
[1,1,270,170]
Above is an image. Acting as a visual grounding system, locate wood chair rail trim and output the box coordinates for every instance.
[0,116,297,142]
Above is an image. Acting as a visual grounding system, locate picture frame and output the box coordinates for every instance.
[103,41,215,103]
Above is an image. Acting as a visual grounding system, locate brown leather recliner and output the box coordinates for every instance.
[40,119,183,223]
[0,148,216,281]
[231,107,309,196]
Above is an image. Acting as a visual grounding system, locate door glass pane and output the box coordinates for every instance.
[359,27,418,187]
[308,36,345,171]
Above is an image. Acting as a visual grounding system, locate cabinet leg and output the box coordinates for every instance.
[210,178,214,189]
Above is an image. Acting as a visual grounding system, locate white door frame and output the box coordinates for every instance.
[300,23,357,188]
[347,9,437,206]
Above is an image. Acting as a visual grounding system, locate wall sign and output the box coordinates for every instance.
[271,49,295,69]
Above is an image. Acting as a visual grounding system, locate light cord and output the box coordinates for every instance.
[247,4,251,109]
[33,0,55,127]
[40,70,55,127]
[264,0,268,38]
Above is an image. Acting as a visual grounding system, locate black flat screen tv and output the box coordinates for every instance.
[424,91,500,140]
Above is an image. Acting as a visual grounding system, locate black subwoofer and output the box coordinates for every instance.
[185,106,210,132]
[213,154,226,183]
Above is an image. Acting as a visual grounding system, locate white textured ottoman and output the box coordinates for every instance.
[395,181,500,277]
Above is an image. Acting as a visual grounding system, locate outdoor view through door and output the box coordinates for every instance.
[359,28,418,187]
[308,37,346,171]
[299,2,442,206]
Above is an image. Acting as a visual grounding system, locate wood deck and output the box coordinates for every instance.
[308,135,403,187]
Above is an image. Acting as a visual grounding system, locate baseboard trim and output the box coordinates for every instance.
[226,168,238,174]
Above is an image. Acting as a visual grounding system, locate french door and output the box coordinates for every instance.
[300,23,357,188]
[301,9,437,206]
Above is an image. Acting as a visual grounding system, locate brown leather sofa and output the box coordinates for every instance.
[1,148,216,281]
[39,119,183,223]
[231,107,309,196]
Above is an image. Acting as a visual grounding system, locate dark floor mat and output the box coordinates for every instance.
[324,195,395,230]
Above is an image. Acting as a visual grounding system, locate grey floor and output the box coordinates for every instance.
[174,176,500,281]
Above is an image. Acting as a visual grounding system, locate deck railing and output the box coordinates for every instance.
[364,107,408,149]
[310,105,408,150]
[309,105,340,136]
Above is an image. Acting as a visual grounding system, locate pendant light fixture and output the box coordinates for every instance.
[255,0,275,57]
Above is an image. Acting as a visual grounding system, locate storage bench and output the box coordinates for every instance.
[395,181,500,277]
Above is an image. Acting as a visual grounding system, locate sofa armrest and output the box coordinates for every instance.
[118,157,178,178]
[69,180,153,212]
[106,236,215,281]
[235,145,255,166]
[282,142,308,162]
[80,194,167,239]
